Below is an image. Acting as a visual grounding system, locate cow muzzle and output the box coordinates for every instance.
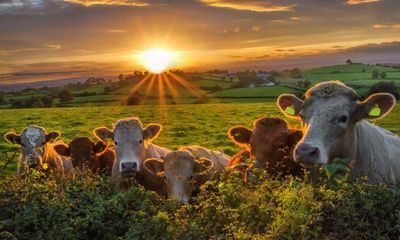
[120,161,138,175]
[294,143,321,166]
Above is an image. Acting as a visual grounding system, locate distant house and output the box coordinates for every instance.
[261,80,275,87]
[249,83,255,88]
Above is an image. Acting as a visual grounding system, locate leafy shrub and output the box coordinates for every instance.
[1,167,399,239]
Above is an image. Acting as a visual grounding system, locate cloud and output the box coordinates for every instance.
[0,43,61,56]
[199,0,295,12]
[373,23,400,29]
[251,26,262,32]
[345,0,381,5]
[63,0,148,7]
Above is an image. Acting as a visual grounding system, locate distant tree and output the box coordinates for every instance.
[303,79,311,89]
[380,72,387,79]
[104,86,113,94]
[24,96,43,108]
[297,80,303,87]
[346,59,352,64]
[58,88,74,102]
[289,68,302,78]
[40,95,53,108]
[126,92,141,105]
[0,92,5,104]
[372,69,380,79]
[362,69,366,73]
[368,81,399,99]
[118,74,125,82]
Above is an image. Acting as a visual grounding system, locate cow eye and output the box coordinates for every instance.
[338,116,348,124]
[114,141,118,146]
[139,139,143,144]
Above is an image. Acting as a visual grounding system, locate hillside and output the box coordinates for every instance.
[303,64,400,85]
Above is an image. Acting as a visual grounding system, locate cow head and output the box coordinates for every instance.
[4,125,60,171]
[144,150,213,203]
[228,117,300,168]
[277,80,396,166]
[94,117,162,175]
[54,137,107,169]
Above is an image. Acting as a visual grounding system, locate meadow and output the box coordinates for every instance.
[1,102,400,239]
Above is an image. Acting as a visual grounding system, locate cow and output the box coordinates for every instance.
[93,117,170,194]
[178,145,229,185]
[3,125,72,174]
[227,117,304,177]
[54,137,114,175]
[143,150,214,203]
[277,80,400,184]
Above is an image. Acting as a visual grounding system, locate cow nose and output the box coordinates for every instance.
[295,143,320,164]
[121,162,137,173]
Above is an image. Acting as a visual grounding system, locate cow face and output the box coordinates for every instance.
[277,81,396,166]
[228,117,298,168]
[94,117,161,175]
[54,137,107,169]
[4,125,60,170]
[144,151,213,203]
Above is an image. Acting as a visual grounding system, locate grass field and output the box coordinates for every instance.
[303,64,400,85]
[209,86,299,98]
[1,102,399,174]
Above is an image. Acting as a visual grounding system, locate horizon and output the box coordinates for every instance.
[1,0,400,84]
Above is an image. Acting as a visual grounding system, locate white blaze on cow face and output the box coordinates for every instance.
[144,151,213,203]
[4,125,60,171]
[94,117,162,176]
[114,122,145,174]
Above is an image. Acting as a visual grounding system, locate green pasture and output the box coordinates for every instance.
[1,102,399,175]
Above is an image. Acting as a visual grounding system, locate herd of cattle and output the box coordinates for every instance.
[4,81,400,203]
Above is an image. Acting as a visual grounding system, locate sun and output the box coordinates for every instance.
[140,48,176,74]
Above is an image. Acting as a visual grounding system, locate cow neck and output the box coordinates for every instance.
[350,120,400,183]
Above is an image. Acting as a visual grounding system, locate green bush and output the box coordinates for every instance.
[1,167,399,239]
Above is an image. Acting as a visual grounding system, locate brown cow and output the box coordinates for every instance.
[54,137,114,175]
[277,80,400,184]
[4,125,71,174]
[227,117,303,176]
[144,150,213,203]
[94,117,171,195]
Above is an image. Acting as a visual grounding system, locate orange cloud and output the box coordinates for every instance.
[200,0,294,12]
[373,24,400,29]
[63,0,148,7]
[346,0,381,5]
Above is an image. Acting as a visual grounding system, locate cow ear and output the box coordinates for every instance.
[277,94,304,119]
[355,93,396,121]
[286,129,303,147]
[45,131,60,143]
[94,141,107,154]
[54,143,71,156]
[94,127,114,141]
[143,124,162,141]
[4,132,21,145]
[228,126,252,146]
[194,158,214,175]
[143,158,164,177]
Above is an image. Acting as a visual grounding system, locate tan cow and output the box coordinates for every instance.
[277,80,400,184]
[4,125,72,174]
[228,117,303,177]
[94,117,170,195]
[144,150,213,203]
[54,137,114,175]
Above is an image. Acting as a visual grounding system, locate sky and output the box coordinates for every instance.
[0,0,399,83]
